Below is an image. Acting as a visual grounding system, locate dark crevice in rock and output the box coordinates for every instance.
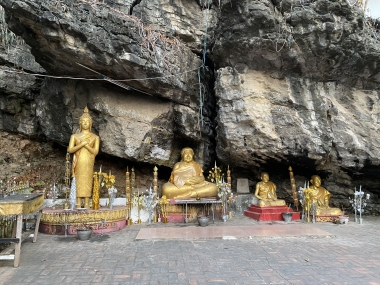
[196,0,215,10]
[129,0,142,15]
[201,53,217,167]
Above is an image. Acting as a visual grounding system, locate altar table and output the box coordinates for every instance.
[171,198,223,223]
[0,193,44,267]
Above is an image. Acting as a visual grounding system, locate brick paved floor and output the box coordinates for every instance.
[1,215,380,285]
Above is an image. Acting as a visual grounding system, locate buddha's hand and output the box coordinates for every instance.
[185,176,204,185]
[79,140,89,147]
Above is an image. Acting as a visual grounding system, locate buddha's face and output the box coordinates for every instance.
[182,150,194,163]
[311,176,321,187]
[80,118,91,131]
[261,173,269,182]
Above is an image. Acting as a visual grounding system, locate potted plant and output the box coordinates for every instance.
[197,209,210,226]
[197,215,209,227]
[338,209,349,224]
[282,206,293,223]
[75,221,93,241]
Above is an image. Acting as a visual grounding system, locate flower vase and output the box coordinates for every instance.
[282,212,293,223]
[339,216,349,224]
[77,228,92,241]
[198,216,209,227]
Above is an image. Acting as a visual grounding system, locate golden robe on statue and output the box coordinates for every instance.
[72,133,98,198]
[162,148,218,199]
[303,175,342,216]
[253,172,286,207]
[67,107,100,209]
[172,163,201,188]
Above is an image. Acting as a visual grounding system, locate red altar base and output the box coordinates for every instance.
[244,204,300,221]
[39,206,127,235]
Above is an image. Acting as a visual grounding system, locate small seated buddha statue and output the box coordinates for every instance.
[253,172,286,207]
[303,175,342,215]
[161,147,218,199]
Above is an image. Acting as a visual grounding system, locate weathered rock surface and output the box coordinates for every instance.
[0,68,41,135]
[1,0,380,213]
[212,0,379,213]
[213,0,380,85]
[0,0,215,166]
[133,0,219,51]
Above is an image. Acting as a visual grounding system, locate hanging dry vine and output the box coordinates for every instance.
[71,0,189,79]
[0,6,25,51]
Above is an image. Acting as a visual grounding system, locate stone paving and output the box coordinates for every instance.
[1,215,380,285]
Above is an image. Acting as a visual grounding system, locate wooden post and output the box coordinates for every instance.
[33,210,41,243]
[14,214,23,267]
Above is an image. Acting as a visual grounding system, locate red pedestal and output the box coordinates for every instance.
[244,204,300,221]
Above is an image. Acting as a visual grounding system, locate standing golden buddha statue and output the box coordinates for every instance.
[303,175,342,216]
[162,147,218,199]
[253,172,286,207]
[67,107,100,209]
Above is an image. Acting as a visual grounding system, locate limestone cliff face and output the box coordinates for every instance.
[0,0,216,167]
[0,0,379,212]
[213,0,380,210]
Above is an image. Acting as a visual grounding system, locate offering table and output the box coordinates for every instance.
[0,193,44,267]
[170,198,222,223]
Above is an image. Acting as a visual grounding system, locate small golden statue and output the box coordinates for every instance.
[161,147,218,199]
[253,172,286,207]
[303,175,342,216]
[67,107,100,209]
[158,195,170,223]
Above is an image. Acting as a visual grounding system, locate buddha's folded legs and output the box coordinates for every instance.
[162,182,218,199]
[258,199,286,207]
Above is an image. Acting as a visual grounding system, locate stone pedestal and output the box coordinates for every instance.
[315,214,343,223]
[244,204,300,221]
[232,194,253,215]
[39,206,128,235]
[236,178,250,194]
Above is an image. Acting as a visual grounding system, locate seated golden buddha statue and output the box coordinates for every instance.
[253,172,286,207]
[303,175,342,215]
[161,147,218,199]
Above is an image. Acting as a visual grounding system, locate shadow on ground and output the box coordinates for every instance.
[54,234,111,242]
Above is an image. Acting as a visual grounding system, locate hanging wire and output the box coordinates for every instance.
[2,66,199,83]
[2,65,200,98]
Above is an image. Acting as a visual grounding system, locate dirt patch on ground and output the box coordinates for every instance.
[0,131,66,194]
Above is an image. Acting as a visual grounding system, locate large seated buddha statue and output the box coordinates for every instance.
[253,172,286,207]
[161,147,218,199]
[303,175,342,215]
